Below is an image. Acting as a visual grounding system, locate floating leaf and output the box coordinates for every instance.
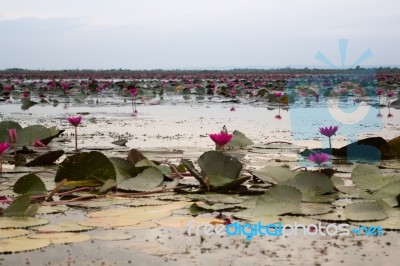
[352,208,400,230]
[111,139,128,146]
[97,179,117,194]
[36,205,69,214]
[0,121,22,142]
[136,159,157,168]
[189,202,240,215]
[235,186,302,220]
[25,150,64,167]
[126,149,146,165]
[352,165,400,191]
[81,202,190,228]
[226,130,254,149]
[3,195,31,217]
[344,201,388,221]
[0,217,50,229]
[55,151,116,183]
[109,157,140,182]
[291,203,333,216]
[0,237,51,254]
[33,221,94,233]
[21,98,38,110]
[17,125,52,146]
[284,171,335,202]
[252,166,296,184]
[13,173,47,196]
[311,210,347,222]
[66,198,132,208]
[29,232,91,245]
[0,229,29,239]
[370,181,400,200]
[197,151,243,188]
[181,159,205,186]
[118,167,163,192]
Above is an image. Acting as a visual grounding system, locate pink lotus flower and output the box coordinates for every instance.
[34,139,47,148]
[8,128,17,158]
[61,83,69,90]
[0,142,10,155]
[8,128,17,144]
[209,132,233,150]
[274,91,282,97]
[129,88,138,97]
[387,91,394,98]
[319,126,339,138]
[375,88,384,95]
[67,116,82,127]
[0,142,10,174]
[275,114,282,120]
[67,116,82,151]
[308,152,330,166]
[319,126,339,149]
[230,107,236,112]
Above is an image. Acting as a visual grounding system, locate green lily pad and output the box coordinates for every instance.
[17,125,52,146]
[55,151,116,183]
[351,165,400,191]
[25,150,65,167]
[118,167,164,192]
[235,185,302,220]
[0,229,30,239]
[13,173,47,196]
[36,205,69,214]
[29,232,91,245]
[291,203,333,216]
[352,208,400,230]
[197,151,243,188]
[226,130,254,149]
[0,121,22,142]
[21,98,38,110]
[310,210,347,222]
[343,201,388,221]
[0,237,51,254]
[284,171,335,202]
[370,180,400,199]
[3,195,34,217]
[109,157,140,182]
[252,166,296,184]
[181,159,205,186]
[135,159,157,168]
[0,217,50,229]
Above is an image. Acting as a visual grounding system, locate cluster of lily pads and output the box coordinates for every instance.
[1,72,399,113]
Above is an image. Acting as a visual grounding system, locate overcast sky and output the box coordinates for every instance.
[0,0,399,70]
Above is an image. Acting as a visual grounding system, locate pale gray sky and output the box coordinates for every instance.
[0,0,399,70]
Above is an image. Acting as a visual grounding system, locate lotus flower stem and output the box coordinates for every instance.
[75,126,78,151]
[12,143,16,158]
[0,156,2,174]
[67,116,82,151]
